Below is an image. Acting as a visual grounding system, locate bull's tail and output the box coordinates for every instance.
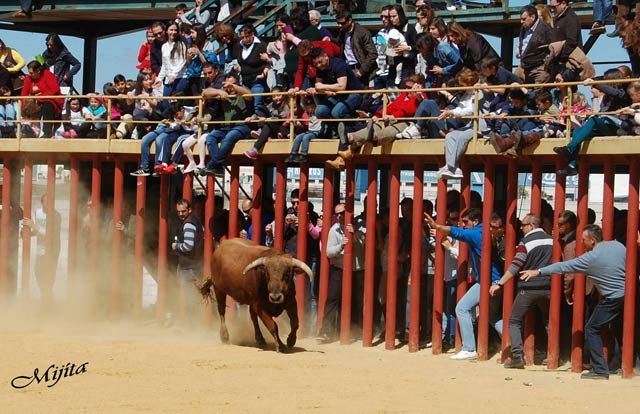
[194,278,215,305]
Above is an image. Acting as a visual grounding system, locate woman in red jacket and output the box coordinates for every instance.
[22,60,63,137]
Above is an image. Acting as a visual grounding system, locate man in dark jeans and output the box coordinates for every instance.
[490,214,553,369]
[521,224,627,379]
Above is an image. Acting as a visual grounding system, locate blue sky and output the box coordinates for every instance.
[0,29,146,92]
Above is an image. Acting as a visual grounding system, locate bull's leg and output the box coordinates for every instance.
[215,289,229,343]
[285,300,299,349]
[256,310,286,353]
[249,307,267,348]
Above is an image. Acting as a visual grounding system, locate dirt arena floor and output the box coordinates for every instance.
[2,300,639,414]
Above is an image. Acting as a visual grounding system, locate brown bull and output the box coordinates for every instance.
[199,238,313,352]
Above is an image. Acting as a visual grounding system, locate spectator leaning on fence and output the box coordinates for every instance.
[520,224,627,380]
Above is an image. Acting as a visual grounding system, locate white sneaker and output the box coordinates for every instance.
[446,4,457,11]
[459,4,467,10]
[450,350,477,360]
[450,167,464,179]
[436,165,449,180]
[396,124,421,140]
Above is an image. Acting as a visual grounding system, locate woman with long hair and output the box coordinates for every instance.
[447,22,499,72]
[185,24,218,98]
[42,33,81,88]
[387,4,417,87]
[156,22,188,98]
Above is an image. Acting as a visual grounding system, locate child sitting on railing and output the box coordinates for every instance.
[0,85,18,138]
[20,97,42,138]
[56,96,90,138]
[285,96,326,164]
[545,92,588,138]
[85,93,108,138]
[243,86,290,160]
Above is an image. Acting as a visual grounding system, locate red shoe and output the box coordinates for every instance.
[153,164,165,173]
[163,164,177,174]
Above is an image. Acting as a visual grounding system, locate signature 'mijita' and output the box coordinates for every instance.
[11,362,89,389]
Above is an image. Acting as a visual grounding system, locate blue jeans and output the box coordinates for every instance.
[0,102,17,127]
[566,116,619,167]
[593,0,613,23]
[315,93,363,131]
[455,283,503,352]
[414,99,446,132]
[205,125,251,168]
[291,130,321,156]
[248,80,266,114]
[442,279,457,347]
[585,297,624,374]
[162,78,189,98]
[140,126,167,169]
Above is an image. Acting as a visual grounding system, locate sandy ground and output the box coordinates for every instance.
[1,301,639,414]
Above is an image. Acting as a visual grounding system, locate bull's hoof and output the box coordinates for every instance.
[286,335,297,349]
[220,330,230,344]
[275,342,288,353]
[256,337,267,348]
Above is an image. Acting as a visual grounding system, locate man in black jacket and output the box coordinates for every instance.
[334,11,378,83]
[549,0,583,77]
[490,214,553,369]
[518,4,554,85]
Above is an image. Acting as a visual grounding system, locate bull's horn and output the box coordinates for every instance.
[291,258,314,279]
[243,257,267,275]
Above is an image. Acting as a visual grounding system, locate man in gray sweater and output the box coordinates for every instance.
[520,224,626,380]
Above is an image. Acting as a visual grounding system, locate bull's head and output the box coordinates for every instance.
[242,255,313,304]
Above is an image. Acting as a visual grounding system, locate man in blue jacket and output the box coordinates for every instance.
[521,224,626,379]
[425,207,503,360]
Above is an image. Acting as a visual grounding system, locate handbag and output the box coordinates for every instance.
[1,49,26,93]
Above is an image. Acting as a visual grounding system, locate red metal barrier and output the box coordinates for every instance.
[501,159,518,362]
[274,161,286,251]
[133,176,146,320]
[408,161,424,353]
[156,174,169,319]
[571,160,590,372]
[431,172,447,355]
[622,161,639,378]
[111,159,124,321]
[68,157,79,284]
[228,160,240,239]
[0,159,12,293]
[477,161,495,361]
[385,161,401,350]
[547,159,567,369]
[340,164,355,344]
[251,164,263,245]
[21,159,33,298]
[297,163,310,336]
[362,162,377,347]
[317,166,334,335]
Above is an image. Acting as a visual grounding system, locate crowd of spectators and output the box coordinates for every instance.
[2,1,640,179]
